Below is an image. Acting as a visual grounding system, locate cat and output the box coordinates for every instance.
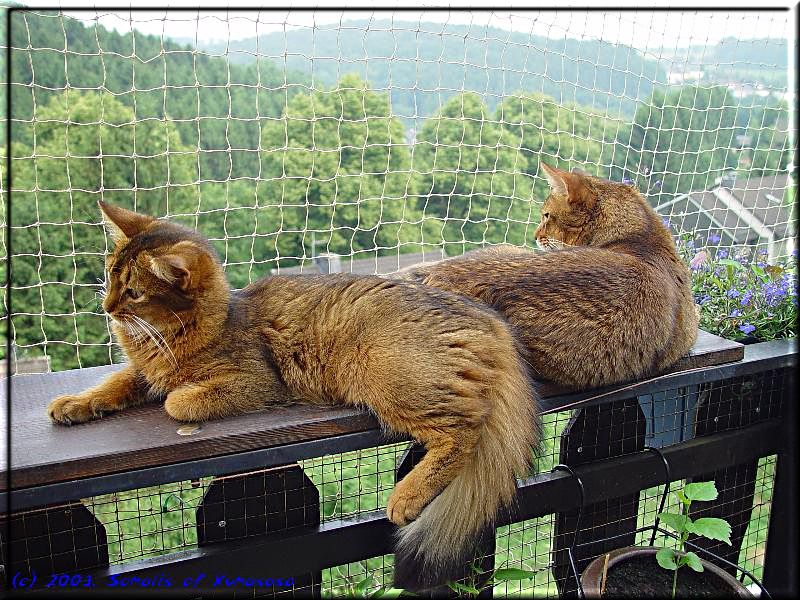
[46,201,540,590]
[396,162,699,389]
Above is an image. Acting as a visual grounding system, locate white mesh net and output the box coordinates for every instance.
[1,8,795,372]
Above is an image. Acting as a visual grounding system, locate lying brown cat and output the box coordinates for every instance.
[399,163,698,389]
[46,201,539,590]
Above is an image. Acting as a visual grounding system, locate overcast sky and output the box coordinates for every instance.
[44,7,792,57]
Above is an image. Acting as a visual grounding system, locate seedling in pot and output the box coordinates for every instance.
[655,480,732,598]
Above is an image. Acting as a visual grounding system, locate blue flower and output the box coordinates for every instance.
[707,233,722,244]
[739,323,756,335]
[662,218,671,229]
[726,289,740,299]
[762,281,787,307]
[740,290,753,306]
[758,249,769,256]
[622,178,632,184]
[729,309,742,317]
[654,180,662,188]
[698,294,712,305]
[717,249,729,259]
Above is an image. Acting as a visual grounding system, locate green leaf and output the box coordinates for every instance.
[683,551,704,572]
[656,547,678,570]
[675,489,690,506]
[658,512,691,534]
[492,568,538,582]
[354,578,373,597]
[371,588,406,598]
[684,481,718,502]
[691,518,732,545]
[447,582,480,596]
[718,258,744,270]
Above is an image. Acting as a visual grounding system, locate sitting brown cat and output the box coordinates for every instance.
[46,201,539,590]
[399,163,698,389]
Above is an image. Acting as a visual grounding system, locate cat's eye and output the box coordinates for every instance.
[126,289,143,300]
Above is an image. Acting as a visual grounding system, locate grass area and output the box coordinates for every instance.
[84,411,775,596]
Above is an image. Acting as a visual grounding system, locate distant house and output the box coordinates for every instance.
[655,173,796,262]
[271,247,448,276]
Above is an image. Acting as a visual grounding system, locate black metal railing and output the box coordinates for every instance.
[1,338,796,597]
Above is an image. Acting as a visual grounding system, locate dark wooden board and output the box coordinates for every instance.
[2,330,743,491]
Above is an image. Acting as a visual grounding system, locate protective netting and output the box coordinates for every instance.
[0,8,795,372]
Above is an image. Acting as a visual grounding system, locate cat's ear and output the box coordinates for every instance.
[98,201,154,243]
[571,166,589,176]
[148,241,196,291]
[540,162,568,196]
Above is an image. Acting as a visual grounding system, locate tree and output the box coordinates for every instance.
[258,74,433,265]
[623,86,742,202]
[9,91,201,371]
[411,92,534,250]
[495,92,623,184]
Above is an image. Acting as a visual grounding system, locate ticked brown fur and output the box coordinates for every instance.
[46,201,539,590]
[400,163,699,389]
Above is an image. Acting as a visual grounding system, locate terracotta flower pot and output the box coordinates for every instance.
[580,546,754,598]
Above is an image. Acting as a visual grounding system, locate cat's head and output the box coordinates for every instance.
[98,201,228,332]
[534,162,670,251]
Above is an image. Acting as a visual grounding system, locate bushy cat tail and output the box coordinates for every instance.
[393,340,539,591]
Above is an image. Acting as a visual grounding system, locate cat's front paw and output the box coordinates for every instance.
[47,394,102,425]
[387,479,430,526]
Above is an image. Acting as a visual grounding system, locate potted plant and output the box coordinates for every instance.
[580,481,754,598]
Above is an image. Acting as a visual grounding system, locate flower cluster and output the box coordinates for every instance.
[669,228,797,342]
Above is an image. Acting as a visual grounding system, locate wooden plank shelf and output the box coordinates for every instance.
[2,330,744,492]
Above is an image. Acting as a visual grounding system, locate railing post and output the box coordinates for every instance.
[688,371,779,576]
[762,367,796,596]
[552,398,647,597]
[0,501,108,588]
[394,442,496,598]
[196,464,321,596]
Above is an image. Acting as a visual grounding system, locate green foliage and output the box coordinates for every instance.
[445,562,538,598]
[411,92,536,250]
[676,229,798,342]
[620,86,789,203]
[496,92,622,178]
[258,74,437,262]
[8,91,202,371]
[655,480,732,598]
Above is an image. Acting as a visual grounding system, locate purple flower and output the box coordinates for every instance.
[726,289,740,299]
[654,180,662,188]
[739,323,756,335]
[662,218,671,229]
[762,281,788,307]
[707,233,722,244]
[622,178,632,184]
[729,309,742,317]
[758,249,769,256]
[717,249,729,259]
[698,294,712,305]
[740,290,753,306]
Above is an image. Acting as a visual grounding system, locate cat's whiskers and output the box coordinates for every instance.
[129,314,178,367]
[168,309,187,339]
[547,238,573,251]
